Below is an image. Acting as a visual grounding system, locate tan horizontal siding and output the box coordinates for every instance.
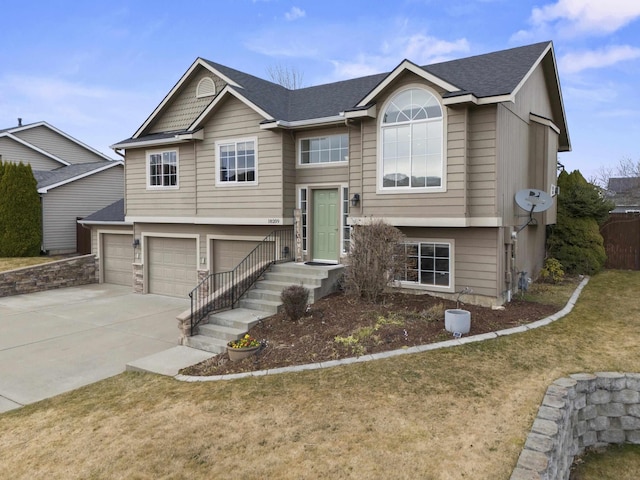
[399,226,499,297]
[195,97,285,219]
[359,100,466,218]
[125,144,197,217]
[13,126,108,164]
[467,106,497,217]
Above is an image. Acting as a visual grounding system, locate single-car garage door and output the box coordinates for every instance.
[103,233,133,286]
[213,240,261,273]
[148,237,197,297]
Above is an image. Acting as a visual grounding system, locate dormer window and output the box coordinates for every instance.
[380,87,444,191]
[196,77,216,98]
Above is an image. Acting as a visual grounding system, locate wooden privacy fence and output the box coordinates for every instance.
[600,213,640,270]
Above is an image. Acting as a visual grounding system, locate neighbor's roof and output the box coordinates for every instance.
[79,198,127,224]
[1,121,116,162]
[34,160,123,193]
[607,177,640,193]
[117,41,568,150]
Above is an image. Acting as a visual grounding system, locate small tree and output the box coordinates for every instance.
[344,220,405,302]
[547,170,612,275]
[0,162,42,257]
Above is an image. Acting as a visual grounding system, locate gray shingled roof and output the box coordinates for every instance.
[201,41,551,123]
[34,161,121,190]
[127,41,555,142]
[81,198,125,223]
[608,177,640,193]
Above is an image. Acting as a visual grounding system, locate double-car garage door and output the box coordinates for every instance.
[102,234,258,298]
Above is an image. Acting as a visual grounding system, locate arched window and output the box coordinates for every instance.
[380,88,443,189]
[196,77,216,98]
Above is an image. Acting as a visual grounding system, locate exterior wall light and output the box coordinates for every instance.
[350,193,360,207]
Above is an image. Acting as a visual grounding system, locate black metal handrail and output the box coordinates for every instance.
[189,228,294,336]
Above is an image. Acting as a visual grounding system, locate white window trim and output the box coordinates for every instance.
[394,238,455,293]
[146,149,179,190]
[377,84,447,195]
[215,136,258,187]
[297,133,349,167]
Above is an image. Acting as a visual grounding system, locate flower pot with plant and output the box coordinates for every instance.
[227,334,261,362]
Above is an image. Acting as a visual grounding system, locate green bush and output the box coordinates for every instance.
[0,161,42,257]
[546,170,611,275]
[280,284,310,321]
[539,258,565,284]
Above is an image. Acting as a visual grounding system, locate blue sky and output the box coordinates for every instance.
[1,0,639,181]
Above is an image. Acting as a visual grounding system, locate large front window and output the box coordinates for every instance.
[396,241,451,288]
[381,88,443,189]
[148,150,177,188]
[300,134,348,164]
[216,138,257,185]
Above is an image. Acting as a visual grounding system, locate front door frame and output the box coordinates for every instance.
[311,187,340,263]
[298,183,348,264]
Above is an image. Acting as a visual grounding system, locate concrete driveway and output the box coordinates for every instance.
[0,284,190,413]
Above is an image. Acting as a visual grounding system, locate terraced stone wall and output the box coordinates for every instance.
[511,372,640,479]
[0,255,97,297]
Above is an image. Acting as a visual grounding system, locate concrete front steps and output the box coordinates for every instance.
[184,262,344,354]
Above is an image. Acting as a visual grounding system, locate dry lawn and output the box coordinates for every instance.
[571,444,640,479]
[0,256,60,272]
[0,271,639,479]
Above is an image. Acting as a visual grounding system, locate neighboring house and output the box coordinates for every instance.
[0,121,124,254]
[84,41,569,306]
[606,177,640,213]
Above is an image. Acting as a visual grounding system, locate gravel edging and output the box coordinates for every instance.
[175,277,590,383]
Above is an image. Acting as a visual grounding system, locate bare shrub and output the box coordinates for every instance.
[344,220,405,303]
[280,284,310,321]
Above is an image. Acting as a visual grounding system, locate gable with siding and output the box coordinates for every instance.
[12,125,111,164]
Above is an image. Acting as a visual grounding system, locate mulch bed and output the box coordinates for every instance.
[180,290,559,377]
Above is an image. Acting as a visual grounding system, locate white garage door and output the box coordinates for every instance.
[103,233,133,286]
[213,240,260,273]
[148,237,197,297]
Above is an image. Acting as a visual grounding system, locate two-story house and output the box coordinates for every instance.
[0,121,124,254]
[85,41,569,306]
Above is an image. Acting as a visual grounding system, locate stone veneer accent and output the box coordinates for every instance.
[133,263,143,294]
[0,255,97,297]
[511,372,640,480]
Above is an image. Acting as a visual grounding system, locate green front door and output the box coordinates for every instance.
[312,189,339,262]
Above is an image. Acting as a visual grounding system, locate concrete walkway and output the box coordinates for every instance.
[0,284,211,413]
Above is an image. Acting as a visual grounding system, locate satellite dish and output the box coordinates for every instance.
[515,189,554,213]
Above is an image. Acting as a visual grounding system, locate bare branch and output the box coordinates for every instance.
[266,64,305,89]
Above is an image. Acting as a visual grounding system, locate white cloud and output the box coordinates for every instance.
[515,0,640,39]
[284,7,305,21]
[0,74,157,155]
[560,45,640,74]
[331,33,470,80]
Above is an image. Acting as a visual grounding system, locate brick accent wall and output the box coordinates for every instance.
[0,255,97,297]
